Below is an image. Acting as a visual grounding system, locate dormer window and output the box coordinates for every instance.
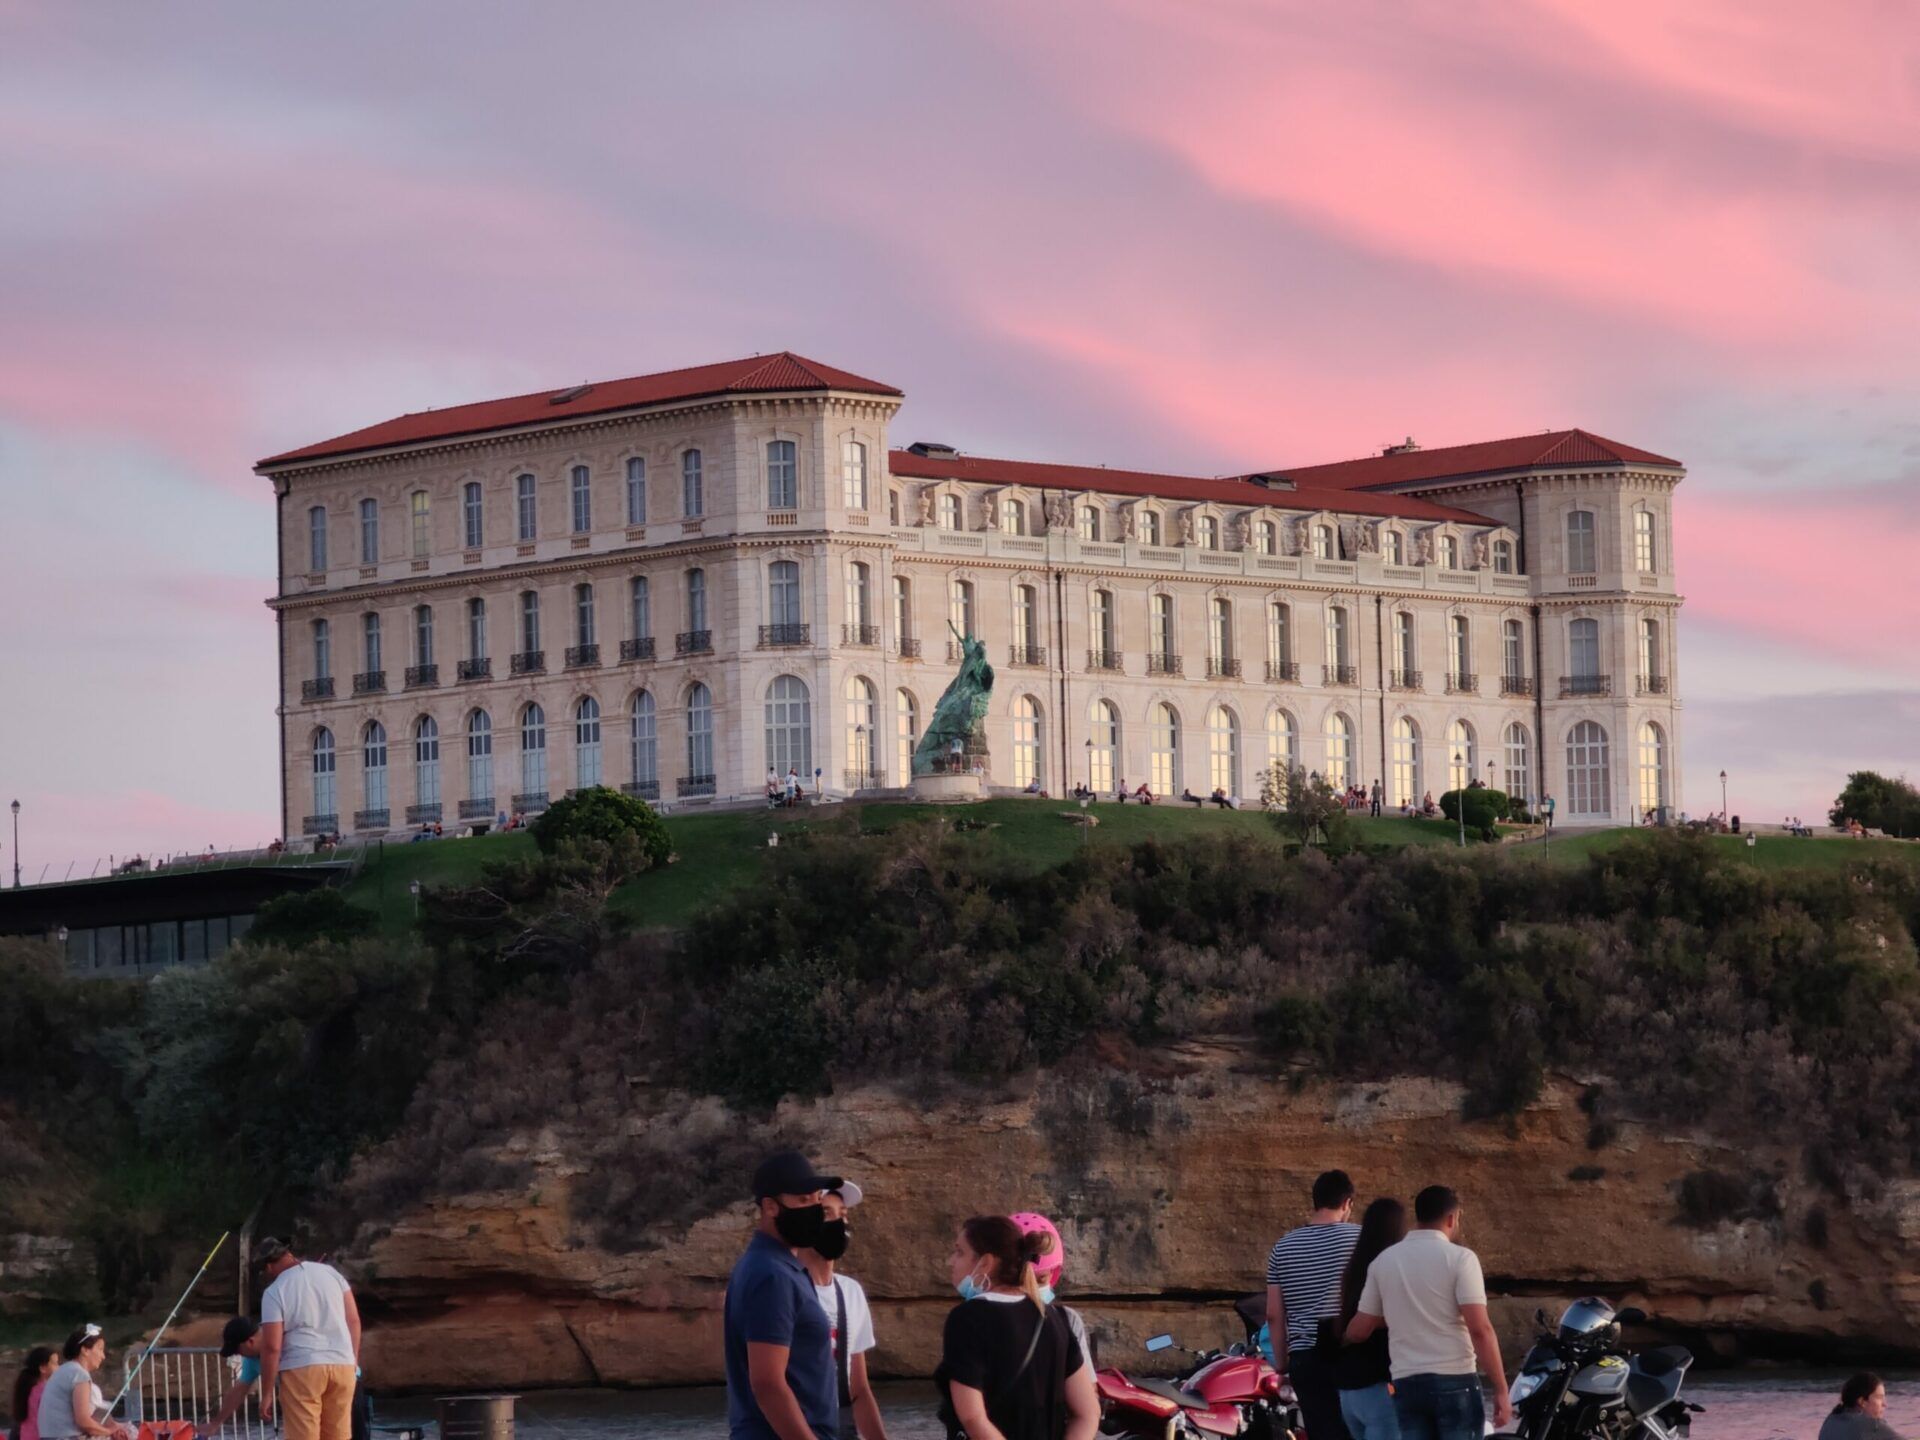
[1493,538,1515,574]
[1078,505,1101,542]
[1141,510,1162,546]
[939,494,962,531]
[1001,497,1027,535]
[1312,524,1335,560]
[1384,530,1404,565]
[1199,515,1220,551]
[1256,520,1277,556]
[1439,534,1459,570]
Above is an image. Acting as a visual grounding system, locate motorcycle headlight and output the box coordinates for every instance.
[1510,1374,1545,1405]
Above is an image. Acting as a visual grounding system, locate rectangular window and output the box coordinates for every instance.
[464,482,484,548]
[626,457,647,526]
[467,598,487,659]
[1635,512,1656,573]
[359,498,379,565]
[842,440,868,510]
[768,440,797,510]
[630,576,650,639]
[683,451,704,517]
[517,474,537,541]
[1268,604,1290,664]
[571,464,592,533]
[686,569,707,631]
[1504,621,1524,679]
[769,561,801,626]
[1152,594,1174,656]
[1568,511,1596,574]
[575,584,596,646]
[521,591,541,652]
[364,612,382,673]
[1570,618,1600,678]
[313,619,331,679]
[415,606,434,666]
[309,506,328,572]
[411,491,430,558]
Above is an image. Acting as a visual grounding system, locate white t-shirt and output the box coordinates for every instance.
[1357,1229,1487,1379]
[816,1275,876,1356]
[262,1260,357,1370]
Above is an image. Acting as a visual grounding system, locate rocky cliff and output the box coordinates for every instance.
[335,1051,1920,1391]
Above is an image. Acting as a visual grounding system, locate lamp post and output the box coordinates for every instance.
[9,800,18,888]
[1084,737,1094,795]
[1454,755,1466,847]
[1719,769,1729,825]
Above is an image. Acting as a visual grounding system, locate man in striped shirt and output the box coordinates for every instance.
[1266,1170,1360,1440]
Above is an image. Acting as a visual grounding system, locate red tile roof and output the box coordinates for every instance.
[1262,429,1681,492]
[258,352,903,467]
[887,449,1497,525]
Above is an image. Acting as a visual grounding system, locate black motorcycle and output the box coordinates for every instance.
[1504,1298,1702,1440]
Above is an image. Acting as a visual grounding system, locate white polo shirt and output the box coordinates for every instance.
[1357,1228,1487,1379]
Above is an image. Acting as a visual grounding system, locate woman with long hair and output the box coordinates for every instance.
[35,1328,131,1440]
[10,1346,57,1440]
[937,1215,1097,1440]
[1819,1374,1901,1440]
[1331,1198,1408,1440]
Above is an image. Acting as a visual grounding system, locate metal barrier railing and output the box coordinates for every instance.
[120,1346,271,1440]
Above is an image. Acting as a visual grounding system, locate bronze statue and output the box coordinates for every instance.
[913,623,995,775]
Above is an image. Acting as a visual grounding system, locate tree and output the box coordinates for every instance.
[1831,772,1920,838]
[529,786,672,870]
[242,887,376,949]
[1263,764,1350,850]
[1441,788,1511,836]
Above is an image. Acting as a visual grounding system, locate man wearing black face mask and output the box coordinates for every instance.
[725,1151,843,1440]
[802,1182,888,1440]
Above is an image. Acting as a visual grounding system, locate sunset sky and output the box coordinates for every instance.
[2,1,1916,872]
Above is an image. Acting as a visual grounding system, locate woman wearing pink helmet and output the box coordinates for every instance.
[1010,1212,1095,1371]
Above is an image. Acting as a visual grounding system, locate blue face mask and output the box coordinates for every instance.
[957,1273,986,1300]
[1039,1283,1056,1305]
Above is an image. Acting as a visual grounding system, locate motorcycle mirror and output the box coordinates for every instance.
[1615,1307,1647,1326]
[1145,1334,1176,1353]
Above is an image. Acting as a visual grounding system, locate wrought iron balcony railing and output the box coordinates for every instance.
[1147,652,1183,676]
[301,677,334,702]
[1560,674,1612,697]
[677,774,716,798]
[353,808,390,831]
[1638,674,1669,695]
[676,630,712,656]
[352,671,386,696]
[457,657,491,682]
[1206,656,1242,680]
[898,637,922,659]
[1389,669,1422,691]
[619,637,656,662]
[405,803,443,824]
[1086,648,1124,673]
[302,813,338,836]
[1324,663,1358,686]
[842,623,880,647]
[759,623,810,648]
[565,643,600,668]
[1266,659,1300,683]
[405,663,439,689]
[1500,674,1533,697]
[1009,644,1048,667]
[458,798,495,820]
[510,650,546,675]
[622,780,661,801]
[510,791,550,814]
[1446,672,1479,695]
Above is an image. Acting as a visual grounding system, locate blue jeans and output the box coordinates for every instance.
[1341,1383,1402,1440]
[1391,1373,1485,1440]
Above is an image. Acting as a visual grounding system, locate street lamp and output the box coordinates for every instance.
[1719,769,1729,824]
[1084,737,1094,795]
[1454,755,1466,847]
[9,799,18,888]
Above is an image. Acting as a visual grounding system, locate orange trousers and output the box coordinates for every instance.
[278,1364,357,1440]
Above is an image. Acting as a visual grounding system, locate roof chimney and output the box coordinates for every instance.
[1246,473,1297,491]
[1381,436,1420,456]
[907,441,959,459]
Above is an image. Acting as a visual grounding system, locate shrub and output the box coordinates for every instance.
[243,887,376,949]
[528,786,671,870]
[1440,788,1510,830]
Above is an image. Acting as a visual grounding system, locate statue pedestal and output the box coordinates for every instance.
[910,772,985,803]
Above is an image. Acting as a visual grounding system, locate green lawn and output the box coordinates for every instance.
[1509,827,1920,871]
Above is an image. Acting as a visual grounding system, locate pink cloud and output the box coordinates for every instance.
[10,791,279,884]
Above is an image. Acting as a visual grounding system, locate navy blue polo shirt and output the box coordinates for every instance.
[724,1229,838,1440]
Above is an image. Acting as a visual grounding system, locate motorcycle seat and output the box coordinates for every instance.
[1635,1347,1691,1378]
[1137,1378,1213,1411]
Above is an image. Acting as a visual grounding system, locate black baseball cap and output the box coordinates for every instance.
[221,1316,259,1358]
[252,1237,292,1269]
[752,1151,842,1200]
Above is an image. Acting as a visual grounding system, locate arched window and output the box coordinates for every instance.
[629,691,658,795]
[1567,509,1596,574]
[359,497,380,565]
[1001,497,1026,535]
[1493,538,1514,574]
[1447,719,1476,793]
[1090,588,1116,661]
[1384,529,1404,565]
[1502,618,1526,687]
[1325,605,1351,675]
[575,697,602,788]
[1140,510,1162,546]
[626,457,647,526]
[466,710,493,808]
[1150,703,1181,796]
[1569,617,1601,690]
[311,728,337,822]
[1209,598,1234,667]
[766,675,812,777]
[846,562,872,633]
[1266,708,1296,779]
[308,505,328,571]
[414,605,434,668]
[410,491,430,558]
[463,481,484,548]
[1199,515,1219,551]
[842,440,868,511]
[1013,695,1044,789]
[516,473,537,541]
[1450,614,1472,685]
[1268,602,1292,672]
[845,676,877,785]
[1393,611,1416,681]
[1256,519,1277,555]
[1503,724,1533,806]
[362,613,382,677]
[895,689,919,782]
[1150,593,1175,665]
[685,683,714,782]
[1078,504,1101,542]
[629,576,650,644]
[1567,720,1611,816]
[466,597,487,662]
[570,465,592,534]
[685,568,707,633]
[939,494,961,531]
[520,703,548,801]
[949,578,975,638]
[519,590,541,655]
[893,575,913,647]
[682,450,704,517]
[363,721,388,815]
[1207,706,1240,797]
[1439,534,1459,570]
[312,618,331,680]
[1324,712,1353,788]
[1390,717,1420,808]
[574,584,596,648]
[1637,722,1667,818]
[767,439,798,510]
[1635,511,1656,574]
[1639,618,1661,688]
[1313,524,1335,559]
[1015,585,1040,655]
[414,716,440,809]
[1088,699,1119,792]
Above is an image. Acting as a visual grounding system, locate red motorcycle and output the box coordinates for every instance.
[1096,1301,1303,1439]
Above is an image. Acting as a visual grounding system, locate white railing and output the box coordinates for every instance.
[120,1347,270,1440]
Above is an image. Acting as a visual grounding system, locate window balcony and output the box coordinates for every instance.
[948,640,967,663]
[301,677,335,702]
[458,798,495,820]
[1638,674,1669,695]
[1206,656,1242,680]
[511,791,550,814]
[1560,674,1612,697]
[510,650,546,675]
[1086,649,1124,673]
[1266,660,1300,684]
[1447,672,1479,695]
[352,670,387,696]
[565,643,600,669]
[457,657,491,682]
[1500,674,1533,697]
[619,637,656,662]
[1389,669,1422,692]
[676,630,713,656]
[301,813,338,836]
[353,808,390,831]
[1010,644,1048,667]
[1147,652,1183,676]
[622,780,661,802]
[1324,664,1358,687]
[759,623,811,648]
[845,769,883,791]
[677,774,717,798]
[405,664,439,689]
[842,623,880,647]
[899,637,922,659]
[405,803,443,824]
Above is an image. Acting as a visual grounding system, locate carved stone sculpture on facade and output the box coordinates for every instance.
[1230,514,1253,551]
[1472,533,1492,570]
[1118,507,1137,541]
[1414,528,1437,565]
[1177,509,1196,546]
[916,489,935,526]
[1044,494,1072,532]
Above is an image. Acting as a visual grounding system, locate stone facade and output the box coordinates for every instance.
[262,361,1682,836]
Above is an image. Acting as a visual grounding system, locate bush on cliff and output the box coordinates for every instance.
[242,887,378,949]
[529,786,672,869]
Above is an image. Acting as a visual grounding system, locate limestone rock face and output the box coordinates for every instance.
[345,1062,1905,1391]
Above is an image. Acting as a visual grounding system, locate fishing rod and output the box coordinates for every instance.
[106,1231,232,1416]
